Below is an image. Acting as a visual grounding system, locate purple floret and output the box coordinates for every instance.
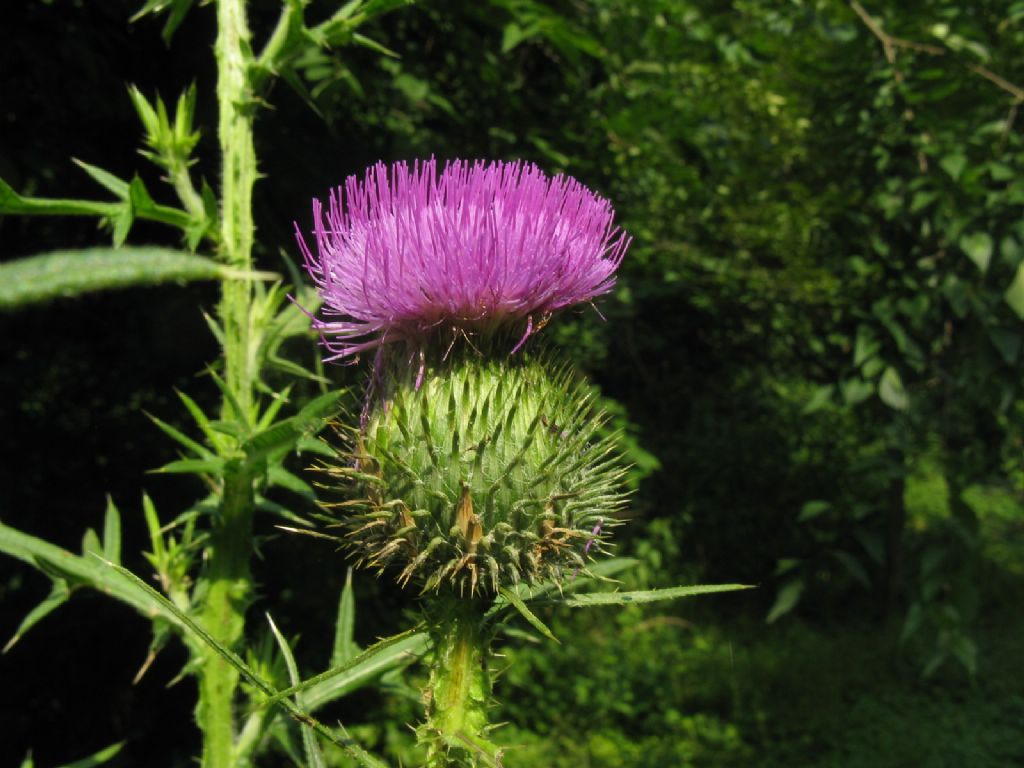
[296,158,630,362]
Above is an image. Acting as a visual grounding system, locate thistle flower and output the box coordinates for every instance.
[296,158,630,361]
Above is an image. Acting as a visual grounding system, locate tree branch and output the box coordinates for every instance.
[850,1,1024,103]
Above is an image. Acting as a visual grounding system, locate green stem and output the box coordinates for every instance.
[422,599,499,768]
[196,0,259,767]
[198,466,255,768]
[168,155,205,221]
[216,0,257,415]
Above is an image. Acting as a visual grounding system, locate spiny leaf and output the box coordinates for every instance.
[0,248,225,310]
[3,580,70,653]
[264,628,430,712]
[498,586,559,643]
[269,465,315,497]
[147,412,213,459]
[141,493,166,565]
[332,568,359,667]
[73,159,130,197]
[0,177,119,218]
[488,556,638,616]
[554,583,753,608]
[0,520,176,624]
[100,559,389,768]
[242,390,342,465]
[267,614,327,768]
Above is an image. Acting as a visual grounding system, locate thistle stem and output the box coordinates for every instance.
[196,0,258,766]
[422,598,498,768]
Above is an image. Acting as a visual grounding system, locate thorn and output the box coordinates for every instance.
[133,647,158,684]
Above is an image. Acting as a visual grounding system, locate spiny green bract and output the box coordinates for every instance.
[319,351,627,596]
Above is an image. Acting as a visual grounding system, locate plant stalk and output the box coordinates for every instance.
[422,598,498,768]
[197,0,259,766]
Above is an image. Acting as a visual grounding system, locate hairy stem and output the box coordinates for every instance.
[198,466,255,768]
[196,0,258,766]
[422,598,499,768]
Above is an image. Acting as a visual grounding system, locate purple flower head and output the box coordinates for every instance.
[296,158,630,363]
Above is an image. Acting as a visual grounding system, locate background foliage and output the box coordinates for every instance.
[2,0,1023,765]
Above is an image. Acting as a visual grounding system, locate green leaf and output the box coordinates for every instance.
[73,159,130,198]
[901,602,924,642]
[0,521,177,624]
[1005,263,1024,319]
[268,465,315,497]
[57,742,124,768]
[102,560,388,768]
[161,0,197,44]
[153,457,226,476]
[766,579,804,623]
[0,177,120,218]
[352,32,399,58]
[988,327,1022,365]
[3,580,70,653]
[268,629,430,713]
[853,325,881,367]
[555,583,751,608]
[802,384,834,414]
[176,389,220,446]
[255,496,313,527]
[498,586,559,643]
[128,176,193,232]
[797,500,831,522]
[141,493,166,566]
[502,22,535,52]
[332,568,359,667]
[242,390,342,465]
[0,248,225,310]
[490,557,639,616]
[960,231,993,273]
[267,614,326,768]
[878,366,910,411]
[102,496,122,566]
[147,412,213,459]
[841,377,875,406]
[940,152,967,181]
[832,550,870,588]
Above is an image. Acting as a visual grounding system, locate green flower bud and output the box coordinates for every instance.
[319,349,628,596]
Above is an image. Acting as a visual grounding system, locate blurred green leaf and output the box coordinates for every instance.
[798,500,831,522]
[939,152,967,180]
[766,579,804,623]
[1004,262,1024,319]
[960,232,993,273]
[56,742,124,768]
[0,248,224,310]
[878,366,910,411]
